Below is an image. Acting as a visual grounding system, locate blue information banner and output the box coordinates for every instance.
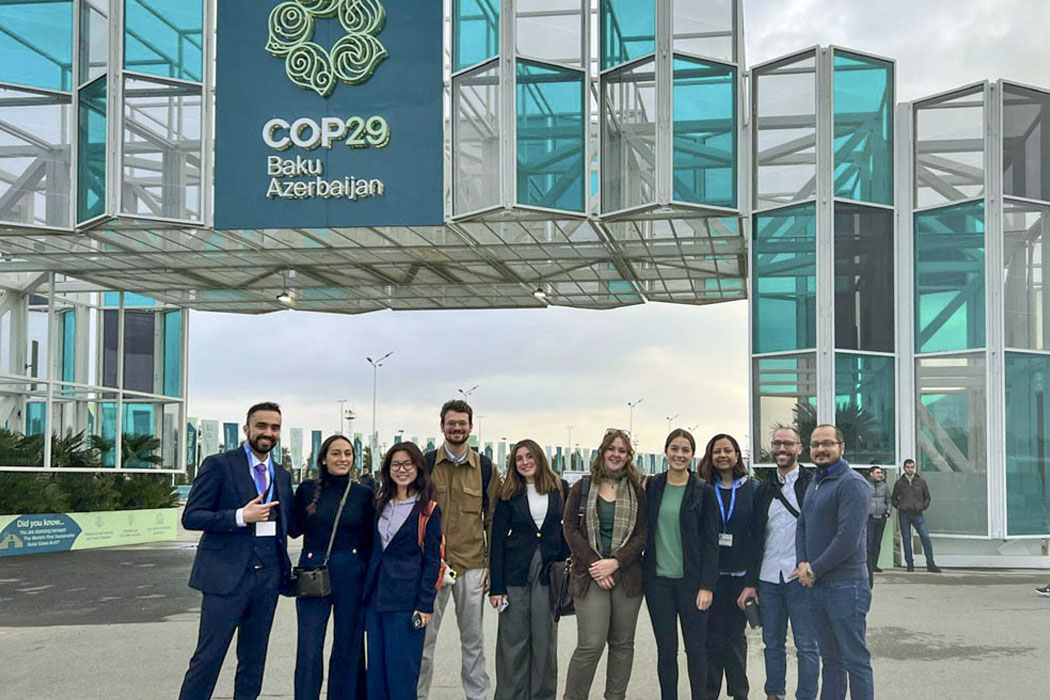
[214,0,443,229]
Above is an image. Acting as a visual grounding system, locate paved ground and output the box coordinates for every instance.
[1,534,1048,699]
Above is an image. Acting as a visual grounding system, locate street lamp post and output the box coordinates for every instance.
[366,351,393,457]
[627,398,644,435]
[665,414,679,433]
[337,399,349,434]
[458,385,478,400]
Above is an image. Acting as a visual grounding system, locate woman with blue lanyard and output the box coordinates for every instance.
[697,433,758,700]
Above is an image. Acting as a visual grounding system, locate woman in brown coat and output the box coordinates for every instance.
[562,429,649,700]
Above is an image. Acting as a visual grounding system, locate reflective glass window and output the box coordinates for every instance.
[26,402,46,436]
[916,354,987,536]
[601,0,654,70]
[453,62,500,215]
[0,0,73,91]
[124,0,203,82]
[123,310,156,394]
[914,200,985,353]
[1003,84,1050,203]
[914,88,984,208]
[516,0,583,67]
[834,353,895,465]
[163,310,181,398]
[601,59,656,213]
[516,60,585,212]
[0,86,72,228]
[754,53,816,209]
[1004,200,1050,350]
[673,0,733,63]
[752,353,817,463]
[454,0,499,72]
[1005,352,1050,536]
[835,203,894,352]
[122,77,202,221]
[672,57,736,209]
[752,203,817,353]
[77,76,107,223]
[61,309,75,383]
[833,51,892,205]
[79,0,108,84]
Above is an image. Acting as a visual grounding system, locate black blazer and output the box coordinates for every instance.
[489,480,570,596]
[363,500,442,614]
[643,472,720,593]
[183,447,294,596]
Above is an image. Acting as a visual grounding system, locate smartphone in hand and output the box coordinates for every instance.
[412,611,424,629]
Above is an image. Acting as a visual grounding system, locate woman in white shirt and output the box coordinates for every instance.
[488,439,569,700]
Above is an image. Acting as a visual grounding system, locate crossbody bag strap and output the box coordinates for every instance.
[772,487,800,518]
[322,480,354,566]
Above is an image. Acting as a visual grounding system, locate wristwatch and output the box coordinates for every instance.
[804,564,816,581]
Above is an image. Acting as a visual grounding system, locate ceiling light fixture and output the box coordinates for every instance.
[532,287,547,300]
[276,291,294,305]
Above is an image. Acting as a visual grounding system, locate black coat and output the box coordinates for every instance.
[489,480,570,596]
[643,472,720,593]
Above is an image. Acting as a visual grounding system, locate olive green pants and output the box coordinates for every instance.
[562,580,643,700]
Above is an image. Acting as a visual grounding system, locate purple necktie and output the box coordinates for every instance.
[254,463,269,501]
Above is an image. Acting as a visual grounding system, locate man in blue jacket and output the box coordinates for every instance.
[793,424,873,700]
[178,402,294,700]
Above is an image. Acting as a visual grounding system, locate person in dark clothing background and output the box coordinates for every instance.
[892,459,941,573]
[698,433,758,700]
[291,434,375,700]
[865,466,891,586]
[643,428,720,700]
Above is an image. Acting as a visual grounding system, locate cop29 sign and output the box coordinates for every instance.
[214,0,443,229]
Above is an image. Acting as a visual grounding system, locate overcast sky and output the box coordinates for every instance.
[188,0,1050,457]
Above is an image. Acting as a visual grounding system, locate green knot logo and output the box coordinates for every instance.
[265,0,387,98]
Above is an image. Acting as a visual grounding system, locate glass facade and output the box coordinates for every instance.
[0,0,73,91]
[914,88,984,209]
[516,0,583,67]
[835,203,894,352]
[1005,352,1050,536]
[453,62,500,215]
[672,57,736,208]
[914,200,985,354]
[516,60,585,212]
[454,0,499,72]
[752,203,817,353]
[601,59,656,212]
[1003,84,1050,202]
[124,0,204,82]
[79,0,108,84]
[916,354,987,536]
[1004,200,1050,350]
[753,353,817,463]
[673,0,733,63]
[833,51,892,205]
[834,353,895,465]
[77,76,107,223]
[601,0,655,70]
[754,53,817,209]
[163,310,181,398]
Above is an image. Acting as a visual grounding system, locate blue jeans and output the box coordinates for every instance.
[898,512,936,567]
[811,579,873,700]
[758,578,819,700]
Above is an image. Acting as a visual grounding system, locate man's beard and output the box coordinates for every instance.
[248,435,274,455]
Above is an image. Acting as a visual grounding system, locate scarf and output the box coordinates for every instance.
[585,471,638,557]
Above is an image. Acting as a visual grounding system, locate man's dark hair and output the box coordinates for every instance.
[440,399,473,424]
[812,423,844,443]
[246,401,282,424]
[903,458,916,467]
[772,425,802,442]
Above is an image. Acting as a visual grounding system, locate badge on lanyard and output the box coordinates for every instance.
[717,479,738,547]
[719,532,734,547]
[255,521,277,537]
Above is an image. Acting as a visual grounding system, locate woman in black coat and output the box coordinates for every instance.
[644,429,720,700]
[291,434,375,700]
[488,439,569,700]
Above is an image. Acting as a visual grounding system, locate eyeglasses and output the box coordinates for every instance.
[809,440,843,449]
[770,440,799,448]
[390,461,415,472]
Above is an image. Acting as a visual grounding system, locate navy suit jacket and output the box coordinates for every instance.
[489,480,570,596]
[363,501,442,614]
[182,447,295,596]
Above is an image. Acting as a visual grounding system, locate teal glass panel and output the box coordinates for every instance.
[834,353,895,465]
[753,203,817,353]
[834,203,894,352]
[163,310,181,397]
[672,57,736,208]
[516,60,585,212]
[752,353,816,463]
[61,309,75,382]
[916,354,987,535]
[26,402,45,436]
[601,0,654,70]
[1005,352,1050,535]
[124,0,203,82]
[0,0,73,90]
[103,291,157,307]
[99,401,117,466]
[833,51,892,205]
[601,59,656,212]
[454,0,499,72]
[123,403,157,467]
[915,201,985,353]
[77,76,107,223]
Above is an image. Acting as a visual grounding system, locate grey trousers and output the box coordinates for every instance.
[563,579,644,700]
[417,566,490,700]
[495,550,558,700]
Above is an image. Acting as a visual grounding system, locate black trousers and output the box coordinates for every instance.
[179,566,281,700]
[645,576,710,700]
[866,518,887,588]
[705,575,748,700]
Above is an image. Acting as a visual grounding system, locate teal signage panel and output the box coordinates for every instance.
[214,0,443,229]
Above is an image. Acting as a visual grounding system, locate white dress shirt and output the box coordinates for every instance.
[526,482,548,529]
[235,445,273,527]
[760,466,801,584]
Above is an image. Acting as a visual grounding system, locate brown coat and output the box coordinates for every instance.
[563,477,649,599]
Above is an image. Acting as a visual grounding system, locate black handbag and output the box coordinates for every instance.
[549,481,575,621]
[294,479,352,598]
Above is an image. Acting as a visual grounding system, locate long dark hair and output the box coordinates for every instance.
[500,439,558,500]
[307,434,355,516]
[698,433,747,483]
[375,441,434,514]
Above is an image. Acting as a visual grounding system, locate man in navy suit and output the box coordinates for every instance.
[179,402,294,700]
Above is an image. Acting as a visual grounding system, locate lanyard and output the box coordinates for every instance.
[716,480,739,530]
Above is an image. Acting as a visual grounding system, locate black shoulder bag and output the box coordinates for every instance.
[549,477,589,621]
[294,480,353,598]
